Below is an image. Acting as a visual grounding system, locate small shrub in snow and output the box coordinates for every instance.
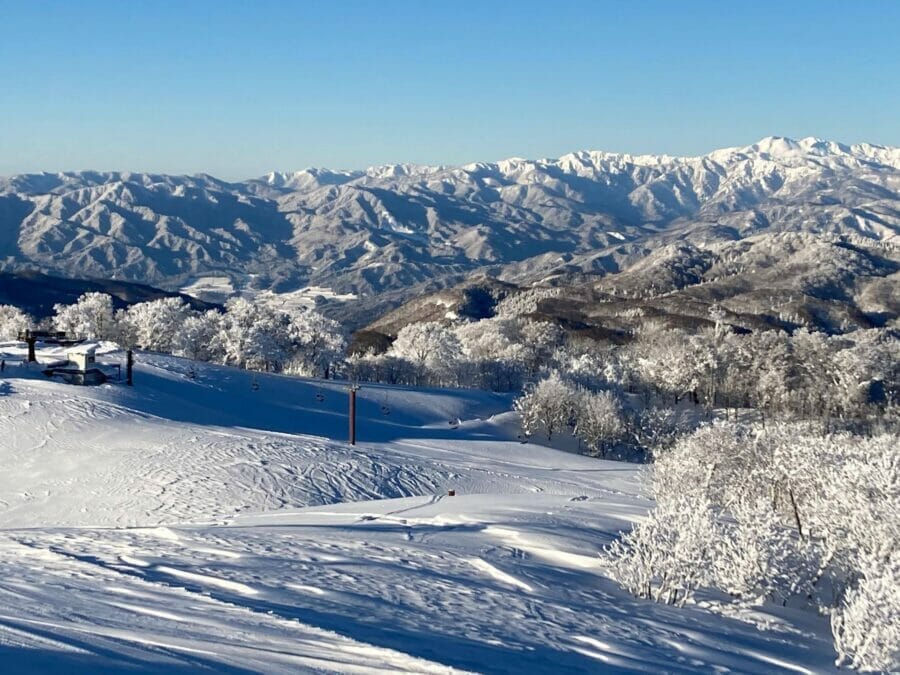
[605,494,717,606]
[831,552,900,672]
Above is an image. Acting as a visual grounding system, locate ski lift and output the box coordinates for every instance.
[378,394,391,416]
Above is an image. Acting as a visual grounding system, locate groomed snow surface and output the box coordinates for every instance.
[0,344,838,673]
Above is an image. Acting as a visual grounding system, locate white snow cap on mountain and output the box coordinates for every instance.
[0,136,897,296]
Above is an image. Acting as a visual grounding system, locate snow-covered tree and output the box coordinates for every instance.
[117,297,191,352]
[605,420,899,669]
[735,330,792,415]
[562,350,603,389]
[285,307,346,378]
[574,390,624,458]
[346,353,418,386]
[515,372,580,441]
[212,298,287,371]
[831,552,900,672]
[632,325,703,403]
[205,299,347,375]
[175,310,223,362]
[455,318,518,361]
[454,318,527,391]
[389,322,462,384]
[711,495,810,603]
[518,320,565,376]
[0,305,32,341]
[53,292,115,340]
[605,493,718,606]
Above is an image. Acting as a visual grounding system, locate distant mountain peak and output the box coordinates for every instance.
[0,137,897,301]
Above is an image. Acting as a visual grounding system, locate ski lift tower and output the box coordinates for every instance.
[348,381,360,445]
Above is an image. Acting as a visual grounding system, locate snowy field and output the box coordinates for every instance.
[0,344,838,673]
[179,275,357,310]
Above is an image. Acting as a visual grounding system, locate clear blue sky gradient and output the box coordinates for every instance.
[1,0,898,179]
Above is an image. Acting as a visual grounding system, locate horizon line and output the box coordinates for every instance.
[3,134,897,184]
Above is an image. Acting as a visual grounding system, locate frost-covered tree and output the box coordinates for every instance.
[493,287,561,318]
[604,420,899,670]
[626,404,691,453]
[212,298,286,371]
[391,322,461,368]
[789,329,840,419]
[285,307,346,378]
[454,318,527,391]
[831,552,900,672]
[0,305,32,341]
[605,493,717,606]
[175,310,223,362]
[518,320,565,376]
[455,318,518,361]
[346,353,418,386]
[711,495,810,603]
[743,330,793,416]
[205,299,346,375]
[112,308,139,350]
[53,292,115,340]
[632,325,703,403]
[561,347,630,392]
[389,322,462,384]
[575,390,625,458]
[117,297,191,352]
[515,372,580,441]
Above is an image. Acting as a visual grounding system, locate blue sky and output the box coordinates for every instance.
[1,1,897,179]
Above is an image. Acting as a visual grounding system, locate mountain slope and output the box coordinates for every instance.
[0,270,217,317]
[359,233,900,339]
[0,344,840,673]
[1,137,898,301]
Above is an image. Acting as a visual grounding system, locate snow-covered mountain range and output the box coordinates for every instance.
[1,137,898,300]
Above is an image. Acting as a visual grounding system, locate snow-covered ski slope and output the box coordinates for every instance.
[0,346,837,673]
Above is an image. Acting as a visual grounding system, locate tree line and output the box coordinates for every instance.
[0,293,346,378]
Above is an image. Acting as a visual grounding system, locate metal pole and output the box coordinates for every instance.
[126,349,134,386]
[349,385,358,445]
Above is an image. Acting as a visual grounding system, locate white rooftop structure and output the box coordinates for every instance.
[66,346,97,372]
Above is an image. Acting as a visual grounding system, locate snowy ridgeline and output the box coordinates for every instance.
[0,344,851,674]
[2,137,899,296]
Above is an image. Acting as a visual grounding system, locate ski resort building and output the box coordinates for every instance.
[43,346,109,385]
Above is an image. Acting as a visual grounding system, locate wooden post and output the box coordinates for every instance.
[25,330,37,363]
[126,349,134,386]
[349,385,359,445]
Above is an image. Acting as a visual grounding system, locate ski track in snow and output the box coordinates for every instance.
[0,348,839,673]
